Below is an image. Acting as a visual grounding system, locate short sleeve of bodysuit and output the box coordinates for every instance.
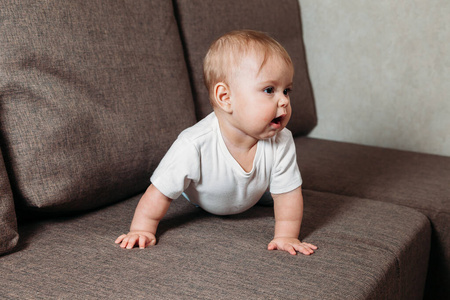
[269,129,302,194]
[150,137,200,200]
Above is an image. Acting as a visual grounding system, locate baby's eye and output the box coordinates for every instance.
[283,88,292,96]
[264,87,274,94]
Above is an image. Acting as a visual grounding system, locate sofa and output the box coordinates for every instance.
[1,0,448,299]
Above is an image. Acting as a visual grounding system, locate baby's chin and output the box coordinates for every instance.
[260,127,284,140]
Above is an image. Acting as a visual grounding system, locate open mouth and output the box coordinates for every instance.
[271,116,283,125]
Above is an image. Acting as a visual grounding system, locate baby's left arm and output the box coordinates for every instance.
[268,187,317,255]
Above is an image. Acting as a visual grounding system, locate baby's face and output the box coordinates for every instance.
[227,52,293,140]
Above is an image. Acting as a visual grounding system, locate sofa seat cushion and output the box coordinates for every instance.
[0,0,196,213]
[0,190,429,299]
[174,0,317,136]
[295,137,450,298]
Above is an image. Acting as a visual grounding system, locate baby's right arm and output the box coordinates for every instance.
[115,184,172,249]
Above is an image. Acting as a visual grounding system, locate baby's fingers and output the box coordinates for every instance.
[294,244,313,255]
[268,242,297,255]
[126,235,140,249]
[138,235,156,249]
[138,236,147,249]
[115,234,127,244]
[285,244,298,255]
[267,241,278,251]
[116,234,137,249]
[295,243,317,255]
[116,234,138,249]
[303,242,318,250]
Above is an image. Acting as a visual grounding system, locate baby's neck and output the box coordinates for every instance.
[216,114,258,173]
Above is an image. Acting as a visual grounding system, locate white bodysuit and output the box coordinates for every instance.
[150,112,302,215]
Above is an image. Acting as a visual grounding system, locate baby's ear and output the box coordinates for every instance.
[214,82,232,113]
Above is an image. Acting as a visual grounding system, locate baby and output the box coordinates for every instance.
[116,30,317,256]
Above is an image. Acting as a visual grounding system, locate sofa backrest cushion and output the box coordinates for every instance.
[174,0,317,136]
[0,0,196,213]
[0,149,18,255]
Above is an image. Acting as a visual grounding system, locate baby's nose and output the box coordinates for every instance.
[278,96,289,107]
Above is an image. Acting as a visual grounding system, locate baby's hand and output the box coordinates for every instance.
[268,237,317,256]
[115,231,156,249]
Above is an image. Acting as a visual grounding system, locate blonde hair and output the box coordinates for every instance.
[203,30,293,106]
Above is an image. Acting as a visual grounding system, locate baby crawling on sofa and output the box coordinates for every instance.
[116,30,317,256]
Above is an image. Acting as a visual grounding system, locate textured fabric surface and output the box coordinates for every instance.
[0,190,429,299]
[0,1,196,213]
[0,148,18,255]
[174,0,317,136]
[295,137,450,299]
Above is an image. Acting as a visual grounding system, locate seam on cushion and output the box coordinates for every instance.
[295,0,319,135]
[171,0,201,121]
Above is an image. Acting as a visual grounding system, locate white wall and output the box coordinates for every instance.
[298,0,450,157]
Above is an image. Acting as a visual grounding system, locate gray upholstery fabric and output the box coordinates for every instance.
[0,190,429,299]
[0,1,439,298]
[174,0,317,136]
[0,148,18,255]
[295,137,450,299]
[0,1,196,213]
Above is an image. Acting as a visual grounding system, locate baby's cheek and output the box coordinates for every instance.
[285,107,292,120]
[263,115,273,123]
